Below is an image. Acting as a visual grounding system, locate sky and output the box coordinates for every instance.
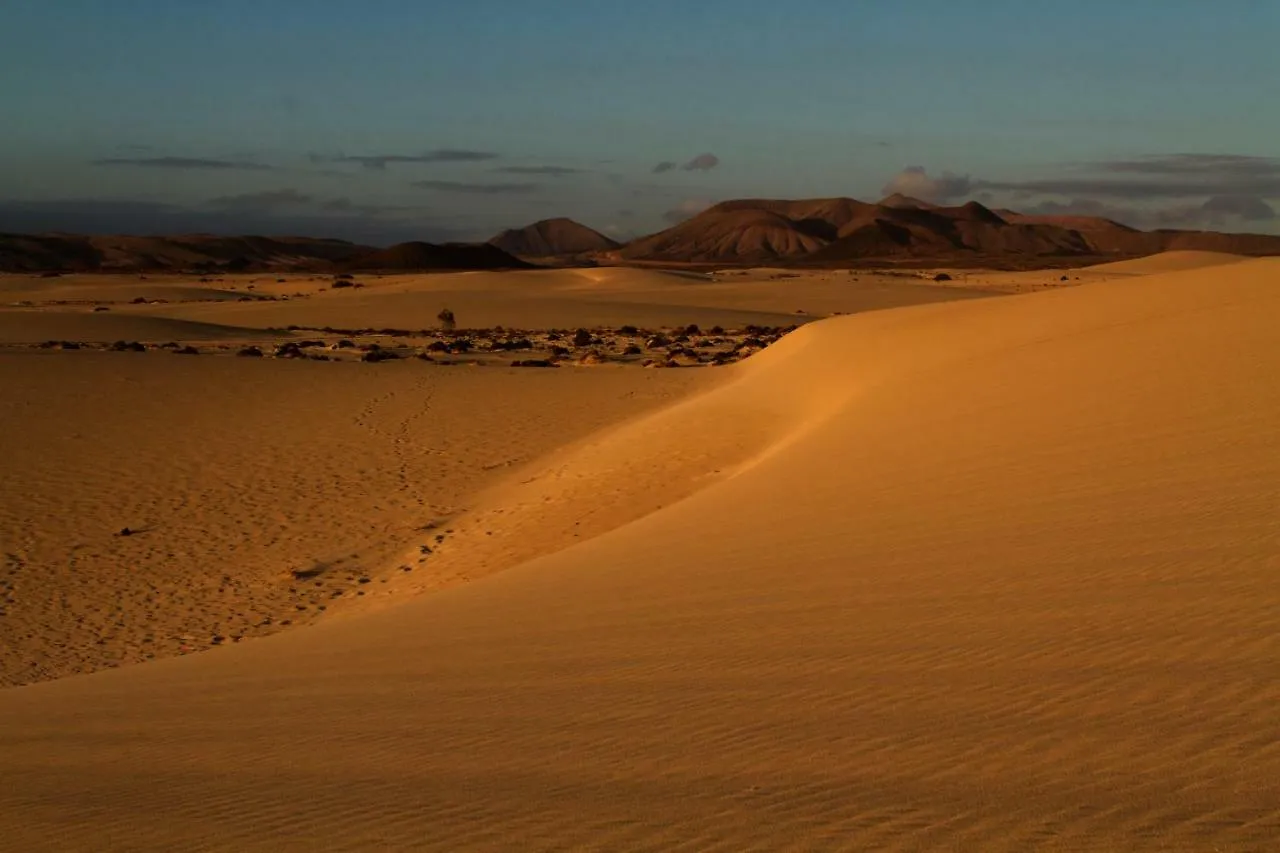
[2,0,1279,245]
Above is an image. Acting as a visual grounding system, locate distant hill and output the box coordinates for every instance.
[0,233,534,273]
[488,217,619,257]
[340,241,534,272]
[608,197,1280,267]
[6,200,1280,273]
[0,233,369,272]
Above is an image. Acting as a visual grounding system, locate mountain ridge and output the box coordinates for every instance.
[4,198,1279,272]
[609,197,1280,266]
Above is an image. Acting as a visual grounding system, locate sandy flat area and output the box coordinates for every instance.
[1,255,1277,850]
[1,266,993,336]
[0,354,704,685]
[1,265,985,685]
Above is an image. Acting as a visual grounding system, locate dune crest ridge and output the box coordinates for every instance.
[1,256,1278,851]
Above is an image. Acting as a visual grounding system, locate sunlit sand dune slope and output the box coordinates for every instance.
[1085,249,1250,275]
[1,258,1277,851]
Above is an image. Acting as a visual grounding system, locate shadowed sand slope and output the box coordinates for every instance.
[2,259,1279,850]
[0,309,272,344]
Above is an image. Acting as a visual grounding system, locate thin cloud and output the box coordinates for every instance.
[979,153,1280,199]
[1200,194,1275,221]
[205,189,315,211]
[662,198,714,224]
[411,180,538,195]
[881,166,973,203]
[328,149,500,170]
[0,198,461,245]
[1097,153,1280,177]
[205,189,412,218]
[492,165,584,176]
[980,175,1280,199]
[883,157,1280,230]
[1018,194,1277,230]
[652,161,677,174]
[92,156,275,171]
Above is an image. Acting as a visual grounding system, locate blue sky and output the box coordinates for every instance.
[2,0,1278,243]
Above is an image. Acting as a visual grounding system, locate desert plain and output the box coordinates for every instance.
[0,251,1277,850]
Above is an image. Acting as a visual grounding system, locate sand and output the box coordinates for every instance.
[1083,249,1252,275]
[2,266,994,334]
[2,265,981,685]
[1,254,1278,850]
[0,354,705,684]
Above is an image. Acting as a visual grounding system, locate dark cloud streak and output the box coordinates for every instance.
[411,180,538,195]
[681,153,720,172]
[92,157,275,171]
[979,153,1280,199]
[203,188,412,219]
[327,149,500,170]
[0,198,459,245]
[1096,153,1280,177]
[492,165,583,176]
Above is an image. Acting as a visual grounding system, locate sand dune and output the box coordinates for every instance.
[2,255,1277,850]
[0,355,703,685]
[0,278,244,304]
[0,308,272,344]
[1085,249,1250,275]
[142,267,991,331]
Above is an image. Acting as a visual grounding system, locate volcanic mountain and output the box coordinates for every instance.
[611,197,1280,267]
[6,199,1280,272]
[488,217,619,258]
